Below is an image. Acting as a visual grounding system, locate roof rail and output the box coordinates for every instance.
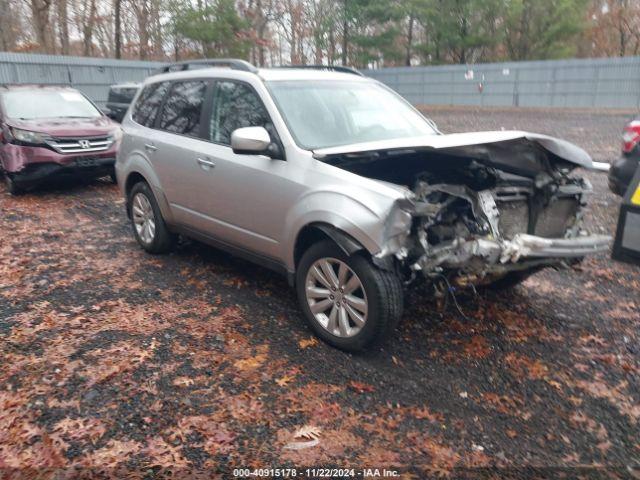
[154,59,258,75]
[274,65,363,77]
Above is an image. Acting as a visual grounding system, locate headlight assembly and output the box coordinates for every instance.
[9,127,49,145]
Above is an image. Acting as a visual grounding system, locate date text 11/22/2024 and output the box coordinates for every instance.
[233,468,400,477]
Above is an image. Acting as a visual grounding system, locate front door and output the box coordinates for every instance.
[188,80,305,261]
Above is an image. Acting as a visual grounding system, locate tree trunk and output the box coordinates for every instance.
[57,0,69,54]
[342,0,348,65]
[137,3,150,59]
[405,12,414,66]
[83,0,97,56]
[114,0,122,58]
[30,0,53,53]
[328,25,335,65]
[619,17,627,57]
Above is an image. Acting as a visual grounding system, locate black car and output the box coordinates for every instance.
[105,83,139,123]
[609,118,640,196]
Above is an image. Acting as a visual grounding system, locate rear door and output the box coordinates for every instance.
[123,80,171,178]
[149,79,213,227]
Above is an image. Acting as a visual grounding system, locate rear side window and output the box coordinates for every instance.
[158,81,207,136]
[108,87,138,104]
[132,82,169,127]
[209,81,272,145]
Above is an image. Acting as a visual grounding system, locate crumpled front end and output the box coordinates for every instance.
[317,130,612,287]
[382,175,610,286]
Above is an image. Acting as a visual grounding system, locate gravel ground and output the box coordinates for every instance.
[1,107,639,479]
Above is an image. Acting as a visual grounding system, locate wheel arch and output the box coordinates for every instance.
[294,223,365,265]
[123,170,174,224]
[289,222,375,286]
[124,171,147,198]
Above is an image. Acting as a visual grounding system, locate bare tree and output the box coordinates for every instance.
[30,0,54,52]
[83,0,97,55]
[114,0,123,58]
[0,0,25,51]
[56,0,70,54]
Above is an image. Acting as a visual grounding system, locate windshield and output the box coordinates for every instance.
[266,80,437,150]
[1,89,102,120]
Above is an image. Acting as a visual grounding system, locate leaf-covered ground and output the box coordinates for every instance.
[1,107,638,479]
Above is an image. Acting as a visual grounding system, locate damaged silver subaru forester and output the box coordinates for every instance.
[116,60,611,351]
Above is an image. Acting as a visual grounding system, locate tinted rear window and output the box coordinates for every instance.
[158,81,207,136]
[132,82,169,127]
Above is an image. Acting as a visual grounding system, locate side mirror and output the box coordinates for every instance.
[231,126,278,157]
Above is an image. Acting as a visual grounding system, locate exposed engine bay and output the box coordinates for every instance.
[316,135,612,287]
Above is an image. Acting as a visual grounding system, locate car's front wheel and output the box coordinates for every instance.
[4,174,24,195]
[128,181,175,254]
[296,241,403,351]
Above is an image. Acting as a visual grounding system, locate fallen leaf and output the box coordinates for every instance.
[172,377,194,387]
[234,354,267,370]
[348,381,375,394]
[294,425,322,440]
[298,337,318,349]
[276,374,295,387]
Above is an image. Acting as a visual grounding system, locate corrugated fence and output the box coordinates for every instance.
[365,56,640,109]
[0,52,163,107]
[1,51,639,109]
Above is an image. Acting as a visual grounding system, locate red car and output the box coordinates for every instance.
[609,117,640,196]
[0,84,121,194]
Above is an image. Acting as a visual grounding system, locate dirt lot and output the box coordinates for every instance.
[1,107,639,478]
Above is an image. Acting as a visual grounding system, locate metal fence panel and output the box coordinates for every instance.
[0,52,163,107]
[366,56,640,109]
[1,52,639,109]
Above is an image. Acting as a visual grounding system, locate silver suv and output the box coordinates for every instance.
[116,59,610,351]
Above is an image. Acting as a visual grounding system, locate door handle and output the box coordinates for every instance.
[197,157,216,168]
[144,143,157,152]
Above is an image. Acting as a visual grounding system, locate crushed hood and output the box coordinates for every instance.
[313,131,594,172]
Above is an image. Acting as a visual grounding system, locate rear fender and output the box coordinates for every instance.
[120,152,174,225]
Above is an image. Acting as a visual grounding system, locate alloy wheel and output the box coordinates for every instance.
[132,192,156,245]
[304,257,368,338]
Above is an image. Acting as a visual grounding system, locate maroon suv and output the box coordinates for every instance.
[0,85,121,194]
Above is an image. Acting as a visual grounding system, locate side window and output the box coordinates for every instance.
[209,81,273,145]
[132,82,169,127]
[158,81,207,136]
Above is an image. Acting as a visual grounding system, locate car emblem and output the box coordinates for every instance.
[79,139,91,149]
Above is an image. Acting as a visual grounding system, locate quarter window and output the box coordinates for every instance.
[209,81,272,145]
[158,81,207,136]
[132,82,170,127]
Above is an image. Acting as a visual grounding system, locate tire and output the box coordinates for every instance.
[296,240,403,352]
[127,181,175,254]
[4,174,24,195]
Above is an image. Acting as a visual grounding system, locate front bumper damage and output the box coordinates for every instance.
[1,142,117,187]
[412,233,611,273]
[318,129,614,285]
[379,178,612,286]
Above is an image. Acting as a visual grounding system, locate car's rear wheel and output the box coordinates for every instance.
[296,240,403,351]
[128,182,175,254]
